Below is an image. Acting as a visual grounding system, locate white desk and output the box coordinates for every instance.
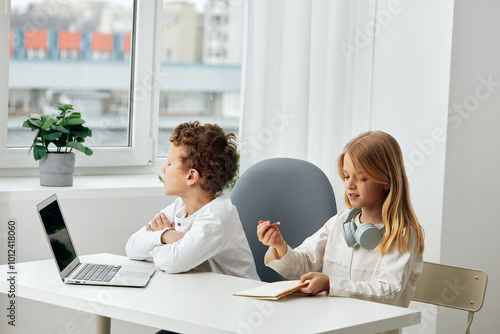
[0,253,420,333]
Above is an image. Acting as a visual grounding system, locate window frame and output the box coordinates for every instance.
[0,0,163,171]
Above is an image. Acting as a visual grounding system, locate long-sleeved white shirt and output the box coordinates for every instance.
[126,194,259,281]
[266,209,423,308]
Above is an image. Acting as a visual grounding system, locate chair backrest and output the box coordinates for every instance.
[230,157,337,282]
[412,262,488,333]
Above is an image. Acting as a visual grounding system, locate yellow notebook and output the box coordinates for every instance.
[233,280,309,300]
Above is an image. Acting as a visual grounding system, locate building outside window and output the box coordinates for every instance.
[8,0,134,151]
[156,0,243,156]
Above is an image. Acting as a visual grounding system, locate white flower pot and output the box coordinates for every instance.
[39,152,76,187]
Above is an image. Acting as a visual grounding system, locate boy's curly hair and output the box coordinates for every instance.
[169,121,239,194]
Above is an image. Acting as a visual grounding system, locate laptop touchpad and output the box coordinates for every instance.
[120,271,151,279]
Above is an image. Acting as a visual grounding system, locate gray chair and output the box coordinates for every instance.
[412,262,488,334]
[230,157,337,282]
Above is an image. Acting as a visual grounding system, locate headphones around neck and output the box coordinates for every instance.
[342,208,385,250]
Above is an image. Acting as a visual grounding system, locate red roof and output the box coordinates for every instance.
[123,34,131,52]
[91,33,113,52]
[58,31,81,51]
[25,29,47,49]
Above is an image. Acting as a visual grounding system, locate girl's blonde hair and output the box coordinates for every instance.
[337,131,424,255]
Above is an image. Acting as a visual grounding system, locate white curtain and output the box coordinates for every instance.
[240,0,376,198]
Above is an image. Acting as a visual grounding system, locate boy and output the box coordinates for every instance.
[126,121,259,281]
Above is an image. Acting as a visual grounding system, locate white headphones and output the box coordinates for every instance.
[342,208,385,250]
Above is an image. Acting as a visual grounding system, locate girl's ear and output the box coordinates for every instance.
[384,183,390,190]
[186,169,200,186]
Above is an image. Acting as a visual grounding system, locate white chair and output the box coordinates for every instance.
[412,262,488,334]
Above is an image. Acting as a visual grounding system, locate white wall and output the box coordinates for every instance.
[369,0,454,333]
[439,0,500,333]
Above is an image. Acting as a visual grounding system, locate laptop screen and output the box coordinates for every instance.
[39,199,77,272]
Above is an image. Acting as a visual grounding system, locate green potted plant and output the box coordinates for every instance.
[22,103,93,186]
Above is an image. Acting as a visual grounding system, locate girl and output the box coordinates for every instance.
[257,131,424,315]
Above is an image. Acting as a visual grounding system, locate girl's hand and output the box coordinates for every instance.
[257,220,287,258]
[299,272,330,295]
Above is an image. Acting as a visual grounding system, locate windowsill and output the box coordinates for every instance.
[0,174,165,201]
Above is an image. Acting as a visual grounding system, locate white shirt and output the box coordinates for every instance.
[126,194,260,281]
[266,209,423,308]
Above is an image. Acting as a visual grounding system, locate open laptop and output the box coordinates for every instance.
[36,194,155,287]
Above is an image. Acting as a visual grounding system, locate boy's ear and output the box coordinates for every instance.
[186,168,200,186]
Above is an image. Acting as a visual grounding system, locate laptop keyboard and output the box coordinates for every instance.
[74,264,121,282]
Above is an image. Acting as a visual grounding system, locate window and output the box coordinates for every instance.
[1,0,151,169]
[0,0,245,171]
[8,2,134,147]
[156,0,243,157]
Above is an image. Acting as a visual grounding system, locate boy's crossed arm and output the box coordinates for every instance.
[147,212,185,244]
